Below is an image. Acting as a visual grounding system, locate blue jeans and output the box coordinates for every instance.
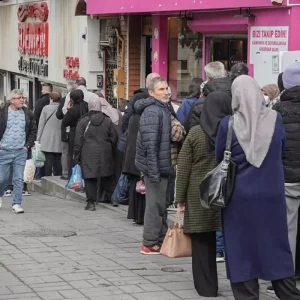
[216,231,224,253]
[0,148,27,205]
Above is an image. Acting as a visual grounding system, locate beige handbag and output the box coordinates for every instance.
[160,209,192,258]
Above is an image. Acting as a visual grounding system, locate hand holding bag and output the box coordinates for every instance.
[160,209,192,258]
[199,116,237,210]
[136,180,146,195]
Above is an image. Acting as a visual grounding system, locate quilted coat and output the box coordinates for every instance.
[135,97,173,181]
[176,125,222,233]
[73,111,118,179]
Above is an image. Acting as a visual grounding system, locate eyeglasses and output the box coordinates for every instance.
[11,96,24,100]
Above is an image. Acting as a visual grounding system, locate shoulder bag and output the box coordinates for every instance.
[199,116,237,210]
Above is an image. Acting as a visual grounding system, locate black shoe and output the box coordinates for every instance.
[216,251,225,262]
[60,176,68,180]
[85,202,96,211]
[111,201,119,207]
[267,286,275,294]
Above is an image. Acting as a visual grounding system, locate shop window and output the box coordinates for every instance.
[168,18,202,103]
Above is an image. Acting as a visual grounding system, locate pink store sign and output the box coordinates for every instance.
[87,0,284,15]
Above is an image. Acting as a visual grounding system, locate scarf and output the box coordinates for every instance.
[232,75,277,168]
[199,91,232,152]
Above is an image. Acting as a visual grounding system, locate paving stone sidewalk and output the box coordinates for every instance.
[0,192,277,300]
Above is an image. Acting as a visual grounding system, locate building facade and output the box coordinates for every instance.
[0,0,104,108]
[86,0,300,102]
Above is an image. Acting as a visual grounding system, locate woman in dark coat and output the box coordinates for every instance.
[176,91,232,297]
[215,75,300,300]
[123,101,145,224]
[62,90,88,178]
[74,97,118,211]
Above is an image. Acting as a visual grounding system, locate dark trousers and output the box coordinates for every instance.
[231,278,300,300]
[85,176,115,203]
[191,232,218,297]
[44,152,62,176]
[143,176,169,247]
[85,178,98,202]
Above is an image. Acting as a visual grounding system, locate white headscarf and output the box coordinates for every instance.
[232,75,277,168]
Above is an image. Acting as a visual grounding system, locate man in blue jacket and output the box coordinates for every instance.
[135,77,174,255]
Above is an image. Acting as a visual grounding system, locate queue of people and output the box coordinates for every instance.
[1,62,300,299]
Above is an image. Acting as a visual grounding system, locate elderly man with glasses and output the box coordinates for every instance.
[0,89,37,213]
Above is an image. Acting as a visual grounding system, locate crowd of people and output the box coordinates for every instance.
[1,60,300,299]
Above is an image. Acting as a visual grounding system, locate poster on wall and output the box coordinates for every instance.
[250,26,289,64]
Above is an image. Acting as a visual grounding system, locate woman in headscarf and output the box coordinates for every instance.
[176,91,232,297]
[73,97,118,211]
[215,75,300,299]
[62,89,88,177]
[262,83,280,108]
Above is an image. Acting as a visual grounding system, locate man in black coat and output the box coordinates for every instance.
[34,82,53,127]
[135,77,174,255]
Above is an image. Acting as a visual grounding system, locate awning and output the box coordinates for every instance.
[75,0,87,16]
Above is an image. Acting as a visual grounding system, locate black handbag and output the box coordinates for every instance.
[199,116,237,210]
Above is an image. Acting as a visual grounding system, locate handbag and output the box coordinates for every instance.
[199,116,237,210]
[160,209,192,258]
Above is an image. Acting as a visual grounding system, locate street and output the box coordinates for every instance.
[0,192,277,300]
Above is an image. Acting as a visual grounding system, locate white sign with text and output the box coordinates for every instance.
[250,26,289,64]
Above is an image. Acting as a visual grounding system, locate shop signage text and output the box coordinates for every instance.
[18,57,49,77]
[250,26,289,64]
[63,57,80,80]
[18,2,49,57]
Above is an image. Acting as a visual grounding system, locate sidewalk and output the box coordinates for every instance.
[0,192,277,300]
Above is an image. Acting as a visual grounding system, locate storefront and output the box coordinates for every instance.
[0,0,104,108]
[87,0,300,102]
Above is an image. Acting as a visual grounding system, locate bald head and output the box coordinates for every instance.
[146,73,160,88]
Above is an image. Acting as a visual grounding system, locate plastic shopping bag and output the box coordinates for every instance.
[23,159,36,183]
[66,164,83,190]
[136,180,146,195]
[32,141,46,168]
[111,174,130,205]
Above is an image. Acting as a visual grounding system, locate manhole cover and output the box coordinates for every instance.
[161,267,185,273]
[13,229,77,238]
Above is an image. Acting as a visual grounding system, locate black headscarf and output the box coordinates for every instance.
[70,89,88,117]
[277,72,284,92]
[200,91,232,152]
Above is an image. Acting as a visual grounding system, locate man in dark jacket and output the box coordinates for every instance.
[273,62,300,271]
[122,72,160,133]
[184,61,232,131]
[0,89,37,213]
[34,82,53,127]
[135,77,173,255]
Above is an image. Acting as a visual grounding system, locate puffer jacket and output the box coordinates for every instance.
[135,97,173,181]
[184,77,232,131]
[273,86,300,183]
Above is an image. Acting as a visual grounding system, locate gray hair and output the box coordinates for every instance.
[10,89,23,100]
[147,77,167,91]
[204,61,226,80]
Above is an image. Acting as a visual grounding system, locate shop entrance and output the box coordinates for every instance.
[206,34,248,71]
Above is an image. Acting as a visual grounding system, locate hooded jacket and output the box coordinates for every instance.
[135,97,173,181]
[273,86,300,183]
[0,105,37,149]
[122,88,149,133]
[184,77,232,131]
[73,111,118,179]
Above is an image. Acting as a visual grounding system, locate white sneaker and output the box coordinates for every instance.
[12,204,24,214]
[0,197,2,208]
[3,190,12,197]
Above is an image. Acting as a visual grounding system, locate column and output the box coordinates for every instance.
[151,15,168,79]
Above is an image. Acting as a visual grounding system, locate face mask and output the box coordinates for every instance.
[264,95,270,105]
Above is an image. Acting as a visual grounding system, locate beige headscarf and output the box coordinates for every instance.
[90,94,120,125]
[232,75,277,168]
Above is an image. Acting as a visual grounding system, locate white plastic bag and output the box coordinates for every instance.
[24,159,36,183]
[32,141,45,167]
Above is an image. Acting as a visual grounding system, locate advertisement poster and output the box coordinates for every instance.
[250,26,289,64]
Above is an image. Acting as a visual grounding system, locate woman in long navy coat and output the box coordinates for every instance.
[215,75,300,300]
